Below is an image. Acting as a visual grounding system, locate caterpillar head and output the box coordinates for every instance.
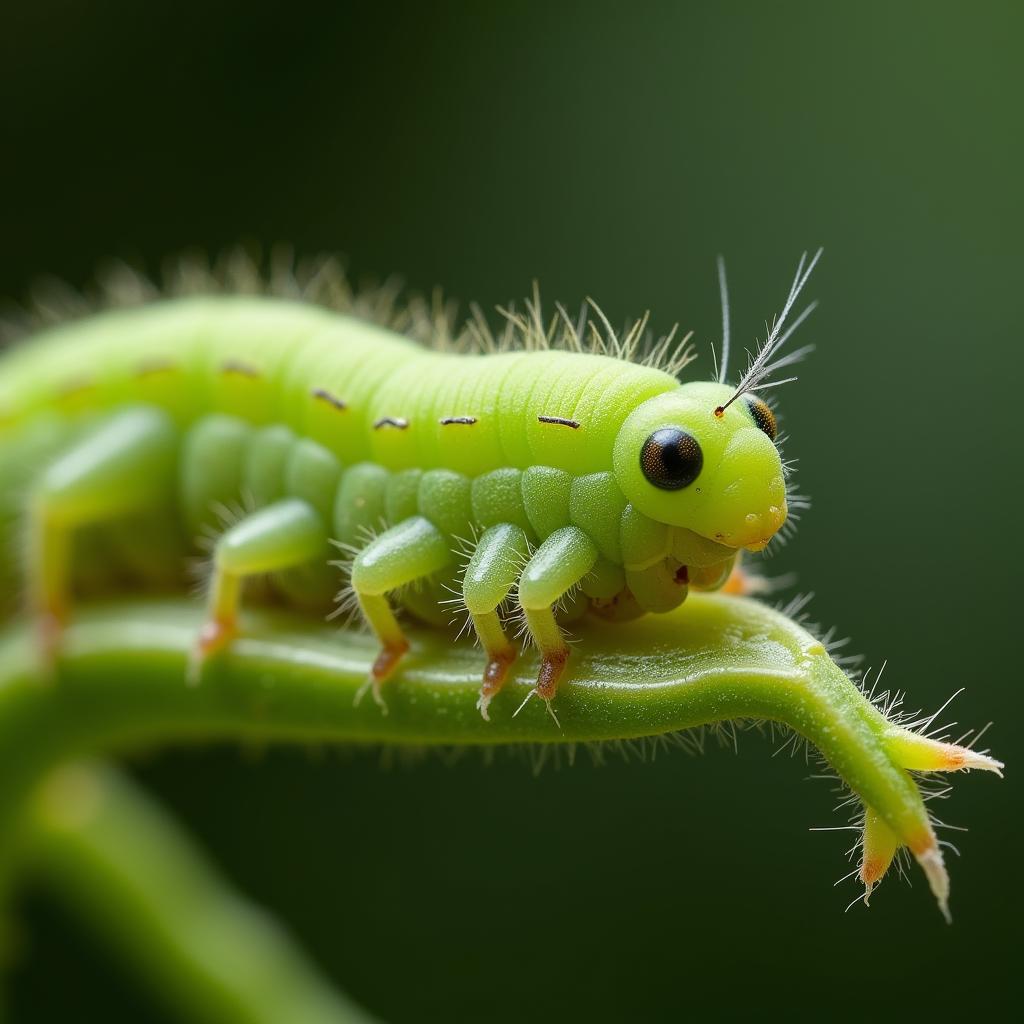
[613,382,786,551]
[612,249,820,552]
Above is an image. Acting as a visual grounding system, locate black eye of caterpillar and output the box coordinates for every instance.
[744,396,777,441]
[640,427,703,491]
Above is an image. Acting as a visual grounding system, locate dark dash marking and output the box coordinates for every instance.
[311,387,347,411]
[537,415,580,429]
[439,416,477,425]
[374,416,409,430]
[221,359,261,378]
[135,358,177,377]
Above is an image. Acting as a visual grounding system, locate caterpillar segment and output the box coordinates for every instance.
[1,283,802,719]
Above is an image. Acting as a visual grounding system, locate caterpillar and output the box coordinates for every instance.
[0,250,812,723]
[0,249,1006,920]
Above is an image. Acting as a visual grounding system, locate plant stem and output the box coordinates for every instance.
[26,762,375,1024]
[0,595,1002,917]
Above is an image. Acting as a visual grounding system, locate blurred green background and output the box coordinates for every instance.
[2,1,1020,1019]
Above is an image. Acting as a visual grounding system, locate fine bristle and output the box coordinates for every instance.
[2,246,699,378]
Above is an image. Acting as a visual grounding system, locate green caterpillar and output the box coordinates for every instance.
[0,252,813,722]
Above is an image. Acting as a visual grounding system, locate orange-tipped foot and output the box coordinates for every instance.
[477,648,517,721]
[197,618,237,655]
[513,649,568,727]
[355,640,410,713]
[187,618,237,686]
[535,649,569,703]
[371,640,408,682]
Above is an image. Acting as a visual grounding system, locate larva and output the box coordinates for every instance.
[0,250,1004,918]
[0,253,814,721]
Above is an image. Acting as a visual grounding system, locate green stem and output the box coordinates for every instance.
[0,594,1002,914]
[26,762,374,1024]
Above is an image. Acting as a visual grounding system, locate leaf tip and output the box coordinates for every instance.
[887,729,1005,777]
[916,846,952,923]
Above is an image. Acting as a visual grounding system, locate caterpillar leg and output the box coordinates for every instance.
[516,525,598,720]
[462,523,531,720]
[189,498,328,683]
[350,516,451,710]
[28,406,177,666]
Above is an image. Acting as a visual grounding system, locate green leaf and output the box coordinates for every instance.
[0,594,1002,919]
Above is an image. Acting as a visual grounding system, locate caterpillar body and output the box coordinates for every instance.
[0,254,814,720]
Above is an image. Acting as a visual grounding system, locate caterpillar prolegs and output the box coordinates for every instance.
[0,256,811,722]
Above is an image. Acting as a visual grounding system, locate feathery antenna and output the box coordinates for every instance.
[716,248,822,415]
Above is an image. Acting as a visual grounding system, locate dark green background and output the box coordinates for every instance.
[2,1,1020,1020]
